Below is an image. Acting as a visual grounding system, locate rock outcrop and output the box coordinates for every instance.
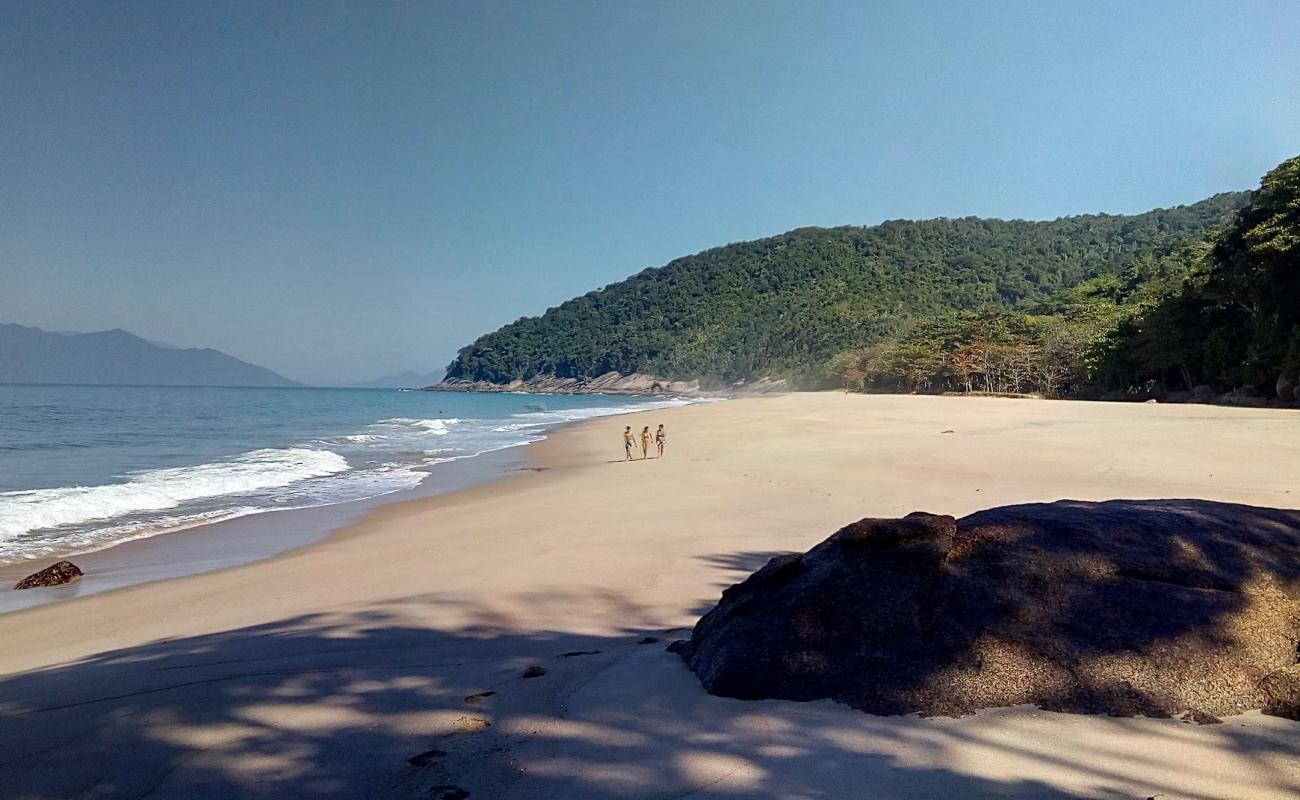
[428,372,701,395]
[14,560,83,590]
[428,371,794,396]
[672,500,1300,720]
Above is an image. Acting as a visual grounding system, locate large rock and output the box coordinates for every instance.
[673,500,1300,719]
[14,560,83,590]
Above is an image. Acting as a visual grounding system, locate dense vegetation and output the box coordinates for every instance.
[831,156,1300,398]
[1102,155,1300,396]
[444,155,1297,399]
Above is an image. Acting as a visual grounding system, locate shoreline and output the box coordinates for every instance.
[0,394,708,614]
[0,445,535,615]
[2,393,1299,798]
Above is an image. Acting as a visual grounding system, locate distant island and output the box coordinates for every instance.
[0,324,300,387]
[438,155,1299,402]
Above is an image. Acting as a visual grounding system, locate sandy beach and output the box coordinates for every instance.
[2,392,1299,799]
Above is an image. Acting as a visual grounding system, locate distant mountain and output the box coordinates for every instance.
[338,370,445,389]
[0,324,300,387]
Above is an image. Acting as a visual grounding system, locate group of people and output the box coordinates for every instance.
[623,424,666,460]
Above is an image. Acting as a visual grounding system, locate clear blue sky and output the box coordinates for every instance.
[2,1,1297,384]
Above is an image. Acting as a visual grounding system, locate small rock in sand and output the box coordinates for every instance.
[14,560,83,590]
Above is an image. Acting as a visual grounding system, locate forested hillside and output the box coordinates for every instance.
[444,191,1248,389]
[831,155,1300,399]
[1103,155,1300,397]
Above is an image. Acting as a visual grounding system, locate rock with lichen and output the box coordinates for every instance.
[673,500,1300,720]
[14,560,83,590]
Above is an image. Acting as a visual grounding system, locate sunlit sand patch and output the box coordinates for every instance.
[672,751,766,791]
[238,703,373,731]
[501,716,650,747]
[520,757,659,791]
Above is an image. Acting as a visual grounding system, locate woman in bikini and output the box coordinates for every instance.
[640,426,651,459]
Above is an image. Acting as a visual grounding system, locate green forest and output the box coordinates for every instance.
[445,155,1299,400]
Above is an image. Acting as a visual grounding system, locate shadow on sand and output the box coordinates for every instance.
[2,501,1299,798]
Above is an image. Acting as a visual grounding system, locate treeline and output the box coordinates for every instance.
[444,193,1248,386]
[827,309,1103,396]
[828,156,1300,399]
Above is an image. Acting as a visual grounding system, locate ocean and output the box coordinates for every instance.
[0,384,698,564]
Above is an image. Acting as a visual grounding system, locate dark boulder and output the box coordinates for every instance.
[14,560,83,590]
[674,500,1300,719]
[13,559,83,590]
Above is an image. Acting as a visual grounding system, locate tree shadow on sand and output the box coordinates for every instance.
[2,501,1300,798]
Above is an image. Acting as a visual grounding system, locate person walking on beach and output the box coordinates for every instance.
[623,426,636,461]
[640,426,651,459]
[655,424,666,457]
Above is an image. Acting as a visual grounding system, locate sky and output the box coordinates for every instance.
[2,1,1298,384]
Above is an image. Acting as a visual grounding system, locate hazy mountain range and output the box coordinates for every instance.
[0,324,299,387]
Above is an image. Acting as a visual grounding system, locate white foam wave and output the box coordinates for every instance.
[0,448,349,541]
[378,417,461,434]
[0,506,265,562]
[506,397,699,425]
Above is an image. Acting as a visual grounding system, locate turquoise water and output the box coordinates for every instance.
[0,385,694,563]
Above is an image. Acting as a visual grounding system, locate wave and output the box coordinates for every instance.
[378,417,461,433]
[0,395,720,564]
[0,506,263,562]
[0,448,349,542]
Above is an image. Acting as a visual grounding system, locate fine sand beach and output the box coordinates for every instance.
[2,393,1300,799]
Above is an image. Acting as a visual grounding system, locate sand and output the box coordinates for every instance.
[1,393,1298,799]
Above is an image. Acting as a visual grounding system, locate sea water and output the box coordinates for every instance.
[0,385,697,564]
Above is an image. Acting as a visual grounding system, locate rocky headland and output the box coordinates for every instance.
[426,371,789,396]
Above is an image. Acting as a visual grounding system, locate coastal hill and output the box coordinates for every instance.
[441,154,1298,399]
[0,324,300,387]
[442,191,1249,388]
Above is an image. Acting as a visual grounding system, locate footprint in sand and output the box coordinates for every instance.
[407,749,448,767]
[463,690,496,705]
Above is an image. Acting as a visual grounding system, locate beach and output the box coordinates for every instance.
[2,392,1299,798]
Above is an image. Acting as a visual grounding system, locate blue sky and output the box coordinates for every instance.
[2,1,1297,384]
